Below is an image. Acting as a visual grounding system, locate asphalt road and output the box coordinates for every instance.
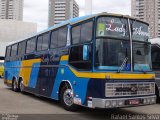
[1,79,160,120]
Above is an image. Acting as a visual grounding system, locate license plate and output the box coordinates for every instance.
[129,99,139,105]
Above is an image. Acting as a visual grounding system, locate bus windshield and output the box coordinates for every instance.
[95,16,151,72]
[131,20,151,72]
[131,20,149,42]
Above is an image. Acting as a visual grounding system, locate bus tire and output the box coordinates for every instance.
[18,79,25,93]
[60,84,78,111]
[12,78,18,92]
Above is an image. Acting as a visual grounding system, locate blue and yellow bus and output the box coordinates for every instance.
[4,13,156,111]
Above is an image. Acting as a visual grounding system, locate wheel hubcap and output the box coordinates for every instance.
[63,89,74,106]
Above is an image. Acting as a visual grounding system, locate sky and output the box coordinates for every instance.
[23,0,131,32]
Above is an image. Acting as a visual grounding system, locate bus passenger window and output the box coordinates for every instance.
[37,36,43,51]
[58,27,67,47]
[51,30,58,49]
[42,33,49,50]
[37,33,49,51]
[72,20,93,45]
[81,21,93,43]
[18,41,26,55]
[11,44,18,56]
[5,46,11,60]
[72,26,81,45]
[26,38,36,54]
[50,26,67,49]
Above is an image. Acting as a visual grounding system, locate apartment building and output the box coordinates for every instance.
[0,0,23,20]
[48,0,79,27]
[131,0,160,38]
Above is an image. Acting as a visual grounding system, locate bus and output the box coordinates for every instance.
[0,61,4,78]
[4,13,156,111]
[151,42,160,101]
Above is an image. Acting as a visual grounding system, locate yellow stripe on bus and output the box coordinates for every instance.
[69,67,155,79]
[19,59,41,87]
[6,80,12,84]
[61,55,69,61]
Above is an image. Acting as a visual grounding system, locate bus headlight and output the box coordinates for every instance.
[112,101,117,107]
[151,97,156,103]
[117,100,124,106]
[105,101,111,107]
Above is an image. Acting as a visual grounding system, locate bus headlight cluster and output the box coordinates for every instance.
[105,97,156,108]
[143,97,156,104]
[105,100,124,108]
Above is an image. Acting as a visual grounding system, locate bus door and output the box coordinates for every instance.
[37,50,52,97]
[38,48,68,97]
[47,48,68,97]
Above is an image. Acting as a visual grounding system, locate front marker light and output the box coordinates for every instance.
[105,101,111,107]
[112,101,117,107]
[143,99,147,104]
[147,98,151,104]
[118,100,124,106]
[151,97,156,103]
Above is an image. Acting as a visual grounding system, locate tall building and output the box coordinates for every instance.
[0,0,23,20]
[85,0,92,15]
[48,0,79,27]
[131,0,160,38]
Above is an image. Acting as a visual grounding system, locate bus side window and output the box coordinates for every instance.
[26,38,36,54]
[69,45,92,70]
[18,41,26,56]
[72,25,81,45]
[37,33,49,51]
[5,46,11,61]
[50,26,67,49]
[81,21,93,43]
[37,36,43,51]
[58,27,67,47]
[72,20,93,45]
[51,30,58,49]
[42,33,49,50]
[11,44,18,57]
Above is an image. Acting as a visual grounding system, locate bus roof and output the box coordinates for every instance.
[7,12,148,46]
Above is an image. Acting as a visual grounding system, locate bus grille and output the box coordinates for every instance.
[105,82,155,97]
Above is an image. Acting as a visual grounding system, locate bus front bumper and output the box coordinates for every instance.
[91,96,156,108]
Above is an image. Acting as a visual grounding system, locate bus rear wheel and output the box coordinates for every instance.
[12,79,18,92]
[60,84,78,111]
[19,79,24,93]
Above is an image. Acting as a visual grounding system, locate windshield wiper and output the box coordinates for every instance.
[117,57,128,73]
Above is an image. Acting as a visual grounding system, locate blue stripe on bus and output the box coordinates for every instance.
[51,61,90,104]
[28,63,40,88]
[4,61,21,81]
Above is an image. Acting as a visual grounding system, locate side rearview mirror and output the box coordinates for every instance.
[83,45,89,61]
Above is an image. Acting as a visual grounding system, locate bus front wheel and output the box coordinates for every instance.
[60,84,78,111]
